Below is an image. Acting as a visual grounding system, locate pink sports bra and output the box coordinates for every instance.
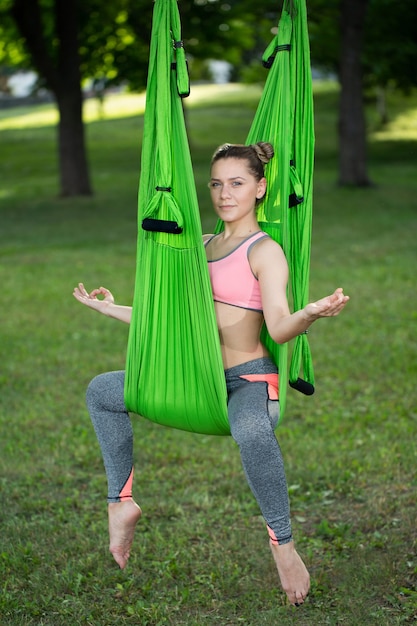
[205,231,269,312]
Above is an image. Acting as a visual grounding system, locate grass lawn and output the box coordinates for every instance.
[0,83,416,625]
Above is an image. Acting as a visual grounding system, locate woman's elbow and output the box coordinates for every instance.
[266,326,289,345]
[271,334,289,346]
[264,315,291,345]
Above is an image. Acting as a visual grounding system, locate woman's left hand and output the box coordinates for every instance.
[304,288,349,321]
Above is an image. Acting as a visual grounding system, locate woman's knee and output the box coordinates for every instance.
[86,370,125,412]
[229,410,273,448]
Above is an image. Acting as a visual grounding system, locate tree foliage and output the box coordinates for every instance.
[307,0,417,92]
[364,0,417,92]
[2,0,417,93]
[1,0,416,194]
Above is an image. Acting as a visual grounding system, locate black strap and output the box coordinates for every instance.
[142,218,183,234]
[263,44,291,69]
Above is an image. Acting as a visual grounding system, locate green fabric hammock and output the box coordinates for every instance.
[249,0,316,410]
[124,0,315,435]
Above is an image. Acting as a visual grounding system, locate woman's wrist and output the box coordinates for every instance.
[103,303,132,324]
[104,302,117,318]
[301,304,319,325]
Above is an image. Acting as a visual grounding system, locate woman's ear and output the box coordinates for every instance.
[256,177,267,200]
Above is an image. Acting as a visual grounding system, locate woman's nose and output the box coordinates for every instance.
[220,184,231,198]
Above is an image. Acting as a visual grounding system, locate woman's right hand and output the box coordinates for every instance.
[73,283,115,314]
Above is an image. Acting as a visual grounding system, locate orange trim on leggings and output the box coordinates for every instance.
[119,467,134,501]
[267,525,279,545]
[239,373,279,400]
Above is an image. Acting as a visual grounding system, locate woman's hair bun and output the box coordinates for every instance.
[252,142,274,164]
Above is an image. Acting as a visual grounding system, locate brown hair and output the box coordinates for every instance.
[211,142,274,182]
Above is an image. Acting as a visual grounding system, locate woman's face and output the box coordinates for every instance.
[209,158,266,223]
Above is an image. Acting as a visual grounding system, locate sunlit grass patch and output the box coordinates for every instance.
[373,104,417,141]
[0,84,262,131]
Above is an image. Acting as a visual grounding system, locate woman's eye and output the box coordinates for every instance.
[232,181,242,186]
[209,182,220,188]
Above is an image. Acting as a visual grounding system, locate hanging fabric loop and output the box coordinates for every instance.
[142,187,184,231]
[171,2,190,97]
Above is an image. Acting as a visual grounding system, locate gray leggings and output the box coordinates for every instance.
[86,357,292,544]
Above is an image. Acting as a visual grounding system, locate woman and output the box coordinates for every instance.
[73,142,349,606]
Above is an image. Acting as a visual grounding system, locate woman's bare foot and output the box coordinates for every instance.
[269,540,310,606]
[108,500,142,569]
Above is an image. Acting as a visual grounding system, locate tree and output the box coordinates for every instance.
[2,0,417,194]
[307,0,371,186]
[338,0,371,186]
[0,0,260,197]
[0,0,153,197]
[9,0,92,196]
[308,0,417,186]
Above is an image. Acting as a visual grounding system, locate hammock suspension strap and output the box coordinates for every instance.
[263,44,292,69]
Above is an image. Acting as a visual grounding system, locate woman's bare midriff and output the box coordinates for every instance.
[214,301,270,370]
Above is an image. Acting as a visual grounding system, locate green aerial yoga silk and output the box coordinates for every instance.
[124,0,315,435]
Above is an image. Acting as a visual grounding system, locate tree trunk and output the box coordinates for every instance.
[338,0,371,186]
[54,0,92,195]
[11,0,92,196]
[56,89,91,196]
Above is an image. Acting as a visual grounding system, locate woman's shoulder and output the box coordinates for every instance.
[252,232,284,254]
[250,234,287,271]
[203,234,217,249]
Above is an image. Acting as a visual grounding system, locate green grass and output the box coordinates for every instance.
[0,83,416,625]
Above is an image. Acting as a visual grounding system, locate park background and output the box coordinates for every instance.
[1,0,417,624]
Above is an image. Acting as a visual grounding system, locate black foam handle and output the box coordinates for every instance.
[288,193,304,208]
[142,218,183,234]
[289,378,315,396]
